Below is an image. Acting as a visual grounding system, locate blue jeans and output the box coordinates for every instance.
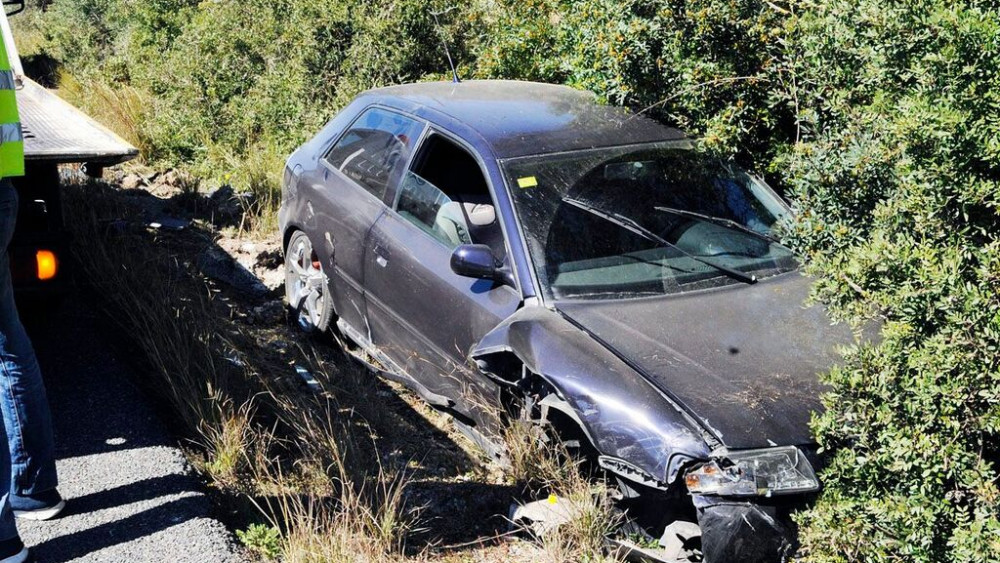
[0,178,58,539]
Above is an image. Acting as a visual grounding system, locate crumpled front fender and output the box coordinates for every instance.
[471,306,712,487]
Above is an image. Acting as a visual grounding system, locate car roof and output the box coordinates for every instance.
[363,80,686,159]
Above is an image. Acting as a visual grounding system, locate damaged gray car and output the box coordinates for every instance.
[278,80,852,562]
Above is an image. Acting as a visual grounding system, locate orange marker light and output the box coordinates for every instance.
[36,250,58,281]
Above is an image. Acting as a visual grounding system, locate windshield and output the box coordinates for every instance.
[502,142,797,300]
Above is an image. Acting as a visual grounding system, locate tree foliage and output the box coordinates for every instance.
[483,6,1000,559]
[21,0,477,168]
[783,1,1000,560]
[473,0,795,170]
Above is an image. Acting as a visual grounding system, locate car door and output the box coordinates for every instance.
[307,107,424,337]
[363,131,521,410]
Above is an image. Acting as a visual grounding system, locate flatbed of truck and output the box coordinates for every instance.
[10,77,138,296]
[17,77,138,165]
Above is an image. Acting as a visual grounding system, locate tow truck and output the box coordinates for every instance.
[3,1,137,299]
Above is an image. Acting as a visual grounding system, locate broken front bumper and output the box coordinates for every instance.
[694,495,800,563]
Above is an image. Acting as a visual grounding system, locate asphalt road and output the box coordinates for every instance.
[14,291,244,563]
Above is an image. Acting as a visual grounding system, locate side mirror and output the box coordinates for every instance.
[450,244,515,287]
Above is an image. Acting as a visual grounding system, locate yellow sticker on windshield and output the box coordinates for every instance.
[517,176,538,189]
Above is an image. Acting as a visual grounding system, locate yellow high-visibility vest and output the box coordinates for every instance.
[0,22,23,179]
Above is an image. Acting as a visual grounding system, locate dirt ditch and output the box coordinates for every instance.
[59,166,565,562]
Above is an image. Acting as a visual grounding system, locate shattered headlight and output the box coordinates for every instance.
[684,446,819,497]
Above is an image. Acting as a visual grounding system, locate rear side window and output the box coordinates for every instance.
[324,108,424,199]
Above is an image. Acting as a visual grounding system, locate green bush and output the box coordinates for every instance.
[236,523,282,560]
[480,3,1000,558]
[781,1,1000,560]
[474,0,795,170]
[17,0,480,204]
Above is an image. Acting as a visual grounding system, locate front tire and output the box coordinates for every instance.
[284,230,334,333]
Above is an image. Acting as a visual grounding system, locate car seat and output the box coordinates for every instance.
[433,201,496,248]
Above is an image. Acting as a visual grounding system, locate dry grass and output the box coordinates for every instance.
[534,471,624,563]
[199,140,287,238]
[253,387,417,563]
[200,399,258,487]
[57,73,155,160]
[500,418,575,489]
[62,177,630,563]
[62,179,420,561]
[267,366,418,554]
[62,185,233,436]
[495,403,625,563]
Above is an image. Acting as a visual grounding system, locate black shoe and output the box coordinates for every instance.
[0,537,29,563]
[10,489,65,521]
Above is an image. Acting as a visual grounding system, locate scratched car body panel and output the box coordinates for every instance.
[279,80,854,562]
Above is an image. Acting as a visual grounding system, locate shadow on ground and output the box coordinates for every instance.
[19,292,240,563]
[25,174,530,556]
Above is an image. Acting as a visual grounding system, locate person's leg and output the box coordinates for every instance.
[0,413,26,562]
[0,179,29,561]
[0,179,59,514]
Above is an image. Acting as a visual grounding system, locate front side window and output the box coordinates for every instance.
[396,172,470,248]
[502,142,796,300]
[394,134,505,257]
[325,107,424,199]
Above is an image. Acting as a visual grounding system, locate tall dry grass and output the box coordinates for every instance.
[62,179,419,561]
[501,418,575,489]
[57,73,155,161]
[533,470,624,563]
[63,182,233,438]
[255,382,417,562]
[496,405,626,563]
[63,179,632,562]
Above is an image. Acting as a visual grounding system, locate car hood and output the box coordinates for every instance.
[555,272,855,449]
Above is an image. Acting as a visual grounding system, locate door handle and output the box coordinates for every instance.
[372,245,388,268]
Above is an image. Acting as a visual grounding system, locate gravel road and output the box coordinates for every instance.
[15,291,245,563]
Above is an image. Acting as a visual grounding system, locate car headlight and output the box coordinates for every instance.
[684,446,819,497]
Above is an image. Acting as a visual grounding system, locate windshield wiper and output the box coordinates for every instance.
[563,197,757,284]
[654,205,779,243]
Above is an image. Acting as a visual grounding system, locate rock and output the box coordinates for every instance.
[294,365,321,393]
[196,247,270,298]
[509,495,584,537]
[207,185,252,225]
[659,520,702,560]
[148,216,190,231]
[251,300,285,325]
[256,248,283,270]
[159,169,198,190]
[121,173,145,190]
[239,242,257,255]
[208,185,235,205]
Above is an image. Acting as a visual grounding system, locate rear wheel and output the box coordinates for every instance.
[284,231,333,333]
